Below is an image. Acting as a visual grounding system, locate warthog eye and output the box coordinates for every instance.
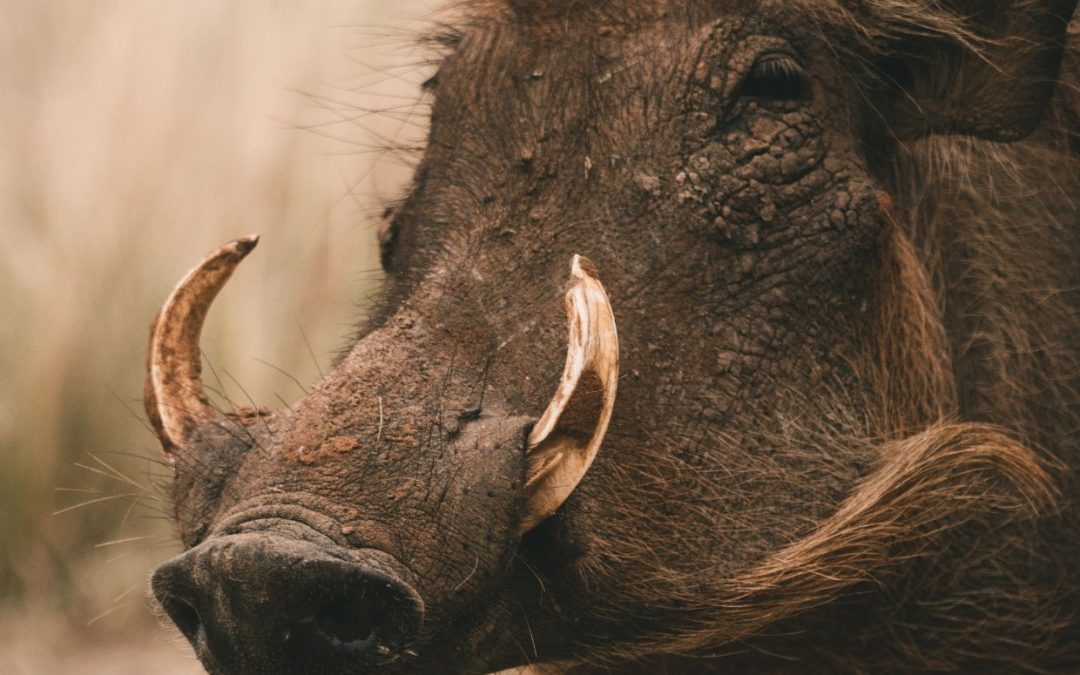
[739,51,808,102]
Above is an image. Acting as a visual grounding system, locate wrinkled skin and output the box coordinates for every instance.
[151,1,1080,673]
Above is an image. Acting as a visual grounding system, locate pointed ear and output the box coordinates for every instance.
[520,256,619,535]
[877,0,1077,140]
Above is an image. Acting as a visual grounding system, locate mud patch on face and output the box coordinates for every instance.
[293,435,362,465]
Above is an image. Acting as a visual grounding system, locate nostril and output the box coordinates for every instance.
[292,586,388,653]
[162,595,204,643]
[286,571,423,662]
[152,557,207,648]
[315,591,378,646]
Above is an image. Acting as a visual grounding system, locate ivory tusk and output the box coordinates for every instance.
[144,235,258,458]
[521,255,619,533]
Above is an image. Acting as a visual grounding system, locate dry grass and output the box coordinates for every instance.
[0,0,438,670]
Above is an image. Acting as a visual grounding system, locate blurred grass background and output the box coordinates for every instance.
[0,1,437,671]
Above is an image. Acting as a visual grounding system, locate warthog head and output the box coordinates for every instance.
[147,1,1078,673]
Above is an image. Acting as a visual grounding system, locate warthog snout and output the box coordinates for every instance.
[152,533,423,673]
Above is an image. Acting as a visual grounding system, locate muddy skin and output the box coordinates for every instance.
[148,1,1080,673]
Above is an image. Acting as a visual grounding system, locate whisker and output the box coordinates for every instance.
[254,357,310,396]
[53,492,143,516]
[298,321,325,379]
[86,452,151,491]
[117,497,140,532]
[94,535,158,548]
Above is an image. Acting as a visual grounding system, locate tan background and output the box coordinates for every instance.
[0,1,443,671]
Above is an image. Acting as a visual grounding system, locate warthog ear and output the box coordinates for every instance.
[872,0,1077,140]
[520,255,619,534]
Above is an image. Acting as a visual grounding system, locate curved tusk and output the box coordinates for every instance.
[144,235,259,459]
[521,255,619,534]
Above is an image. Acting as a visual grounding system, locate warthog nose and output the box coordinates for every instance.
[151,533,423,672]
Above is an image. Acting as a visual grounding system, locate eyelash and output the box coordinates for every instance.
[738,52,809,101]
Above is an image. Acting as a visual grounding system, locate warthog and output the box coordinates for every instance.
[145,1,1079,673]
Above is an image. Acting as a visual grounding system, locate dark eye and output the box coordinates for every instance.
[739,52,808,101]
